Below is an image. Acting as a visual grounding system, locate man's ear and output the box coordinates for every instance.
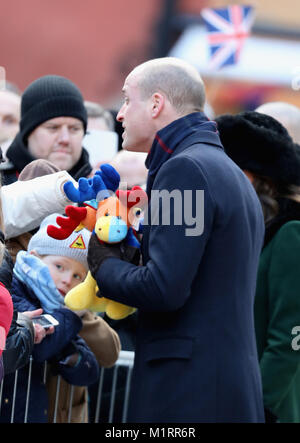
[151,92,165,118]
[29,250,39,257]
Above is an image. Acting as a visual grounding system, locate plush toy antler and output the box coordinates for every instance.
[94,164,120,192]
[63,164,120,203]
[47,206,87,240]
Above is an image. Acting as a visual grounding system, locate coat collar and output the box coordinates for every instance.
[264,197,300,247]
[145,112,223,196]
[6,132,34,172]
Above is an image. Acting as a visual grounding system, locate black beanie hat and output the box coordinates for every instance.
[20,75,87,142]
[215,111,300,187]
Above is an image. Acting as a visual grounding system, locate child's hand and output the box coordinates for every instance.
[33,322,55,344]
[22,308,55,344]
[22,308,43,319]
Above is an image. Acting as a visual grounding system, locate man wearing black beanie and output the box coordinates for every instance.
[3,75,92,185]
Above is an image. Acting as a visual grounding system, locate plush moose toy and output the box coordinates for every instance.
[47,164,147,320]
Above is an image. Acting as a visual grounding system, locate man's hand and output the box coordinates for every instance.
[87,234,122,278]
[87,233,140,279]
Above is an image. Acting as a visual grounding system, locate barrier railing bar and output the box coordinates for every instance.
[10,369,18,423]
[108,365,119,423]
[43,361,48,384]
[122,366,133,423]
[67,384,75,423]
[53,375,61,423]
[0,378,3,413]
[24,357,33,423]
[94,366,105,423]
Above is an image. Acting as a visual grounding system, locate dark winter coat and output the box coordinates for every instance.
[0,248,34,374]
[255,198,300,423]
[94,113,265,422]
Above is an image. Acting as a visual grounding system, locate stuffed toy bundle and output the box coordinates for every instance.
[47,164,147,320]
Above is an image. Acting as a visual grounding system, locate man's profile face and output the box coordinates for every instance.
[27,116,84,171]
[116,73,155,153]
[0,90,21,144]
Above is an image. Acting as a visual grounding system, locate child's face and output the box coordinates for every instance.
[39,255,87,297]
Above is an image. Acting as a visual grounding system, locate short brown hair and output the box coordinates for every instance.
[134,58,206,115]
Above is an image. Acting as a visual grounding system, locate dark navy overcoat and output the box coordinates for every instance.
[96,121,265,423]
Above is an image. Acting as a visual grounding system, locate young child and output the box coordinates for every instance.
[0,213,120,423]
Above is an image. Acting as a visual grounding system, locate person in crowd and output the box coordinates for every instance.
[84,101,118,173]
[42,219,121,423]
[86,57,265,422]
[0,86,21,174]
[0,163,49,377]
[1,155,109,382]
[3,75,92,185]
[0,152,93,380]
[0,215,102,423]
[85,101,115,132]
[0,88,21,146]
[256,101,300,144]
[216,111,300,423]
[2,159,64,374]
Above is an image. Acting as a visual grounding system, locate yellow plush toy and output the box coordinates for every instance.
[64,269,136,320]
[47,165,147,320]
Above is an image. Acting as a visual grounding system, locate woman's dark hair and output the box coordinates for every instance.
[252,175,279,223]
[252,174,300,224]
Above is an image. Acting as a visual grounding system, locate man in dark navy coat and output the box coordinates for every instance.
[87,57,265,422]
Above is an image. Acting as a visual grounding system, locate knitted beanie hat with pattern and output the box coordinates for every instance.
[27,213,91,270]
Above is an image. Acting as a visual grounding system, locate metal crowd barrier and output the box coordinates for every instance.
[0,350,134,423]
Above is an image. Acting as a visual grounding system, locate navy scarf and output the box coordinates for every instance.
[145,112,217,195]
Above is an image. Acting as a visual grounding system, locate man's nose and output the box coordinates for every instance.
[57,126,70,143]
[116,106,124,122]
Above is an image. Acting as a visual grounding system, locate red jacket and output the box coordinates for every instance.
[0,282,13,356]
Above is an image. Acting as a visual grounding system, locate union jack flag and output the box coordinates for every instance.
[201,5,255,70]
